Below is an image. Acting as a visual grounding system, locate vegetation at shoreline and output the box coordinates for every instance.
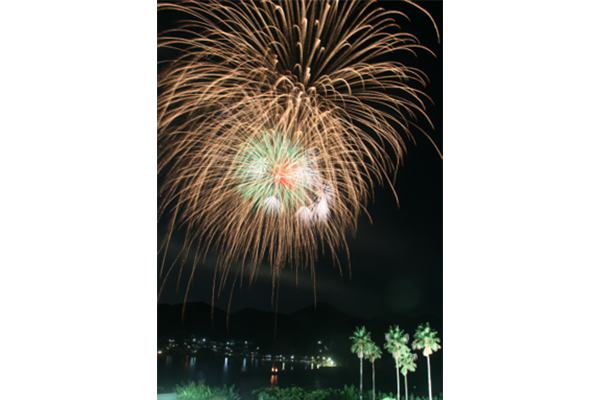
[171,381,442,400]
[253,385,442,400]
[174,380,241,400]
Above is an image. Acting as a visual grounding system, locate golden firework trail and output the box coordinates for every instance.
[157,0,440,311]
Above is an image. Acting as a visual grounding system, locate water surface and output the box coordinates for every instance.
[157,354,437,399]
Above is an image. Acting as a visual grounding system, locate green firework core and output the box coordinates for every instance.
[234,130,319,213]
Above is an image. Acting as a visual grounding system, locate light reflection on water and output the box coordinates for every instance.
[188,357,195,377]
[159,355,339,393]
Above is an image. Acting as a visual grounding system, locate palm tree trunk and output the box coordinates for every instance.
[372,361,376,400]
[396,361,400,400]
[404,373,408,400]
[427,355,432,400]
[360,357,363,400]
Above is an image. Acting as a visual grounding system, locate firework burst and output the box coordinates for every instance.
[157,0,440,306]
[235,130,319,213]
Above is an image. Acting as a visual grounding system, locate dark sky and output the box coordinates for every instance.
[157,0,443,319]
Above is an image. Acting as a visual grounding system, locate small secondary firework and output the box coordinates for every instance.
[157,0,439,305]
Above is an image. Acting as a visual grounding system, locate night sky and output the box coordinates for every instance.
[157,1,443,319]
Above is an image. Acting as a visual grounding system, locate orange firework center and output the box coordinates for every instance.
[272,161,297,187]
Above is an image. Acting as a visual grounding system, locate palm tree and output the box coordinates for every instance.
[412,323,441,400]
[364,339,382,400]
[384,326,409,400]
[350,326,371,400]
[399,349,418,400]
